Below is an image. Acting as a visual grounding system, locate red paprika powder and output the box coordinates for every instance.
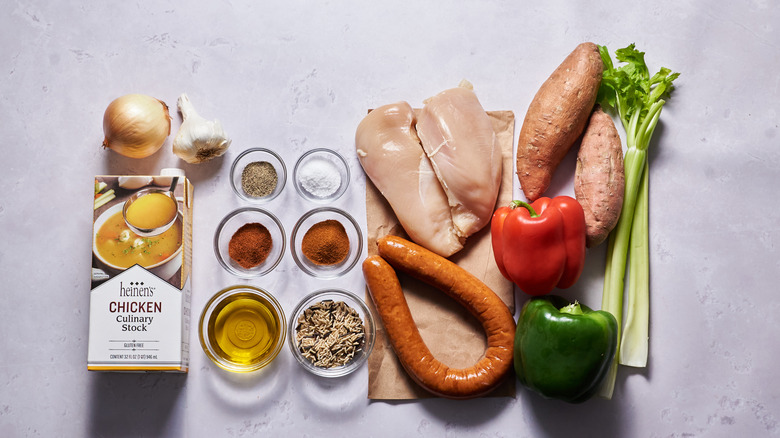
[229,222,273,269]
[301,219,349,266]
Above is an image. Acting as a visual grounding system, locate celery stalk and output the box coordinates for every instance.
[596,44,678,398]
[598,144,646,398]
[94,189,115,210]
[620,162,649,367]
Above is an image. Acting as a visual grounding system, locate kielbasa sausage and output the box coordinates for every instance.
[362,235,516,399]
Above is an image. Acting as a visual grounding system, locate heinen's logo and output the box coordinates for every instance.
[119,281,155,297]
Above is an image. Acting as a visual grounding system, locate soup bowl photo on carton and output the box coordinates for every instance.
[92,201,184,280]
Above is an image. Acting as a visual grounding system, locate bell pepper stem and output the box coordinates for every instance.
[559,301,584,316]
[510,200,539,218]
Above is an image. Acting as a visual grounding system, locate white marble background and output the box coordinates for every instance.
[1,1,778,436]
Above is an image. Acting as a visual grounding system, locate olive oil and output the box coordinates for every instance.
[205,292,282,367]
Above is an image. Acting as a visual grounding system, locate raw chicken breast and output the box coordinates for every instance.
[356,102,463,257]
[416,84,502,237]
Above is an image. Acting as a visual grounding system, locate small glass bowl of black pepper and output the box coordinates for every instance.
[293,148,350,203]
[230,148,287,203]
[290,207,363,278]
[288,288,375,378]
[214,207,286,277]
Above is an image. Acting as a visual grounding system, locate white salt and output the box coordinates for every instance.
[298,158,341,198]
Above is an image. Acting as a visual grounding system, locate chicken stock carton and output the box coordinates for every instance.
[88,170,193,372]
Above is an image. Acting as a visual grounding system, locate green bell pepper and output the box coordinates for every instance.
[514,296,618,403]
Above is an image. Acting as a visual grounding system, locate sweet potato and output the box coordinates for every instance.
[574,105,624,248]
[516,42,603,202]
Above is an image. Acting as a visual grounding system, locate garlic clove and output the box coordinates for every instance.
[172,93,232,164]
[152,176,173,187]
[118,175,153,189]
[152,169,185,187]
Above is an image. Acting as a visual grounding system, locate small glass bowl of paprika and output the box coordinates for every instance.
[290,207,363,278]
[214,207,286,277]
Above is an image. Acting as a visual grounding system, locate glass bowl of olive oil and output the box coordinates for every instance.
[199,285,287,373]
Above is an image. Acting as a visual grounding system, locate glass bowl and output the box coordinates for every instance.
[214,207,285,277]
[290,207,363,278]
[292,148,350,203]
[199,285,287,373]
[288,289,375,377]
[230,148,287,203]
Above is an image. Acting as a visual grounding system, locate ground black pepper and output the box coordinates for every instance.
[241,161,278,197]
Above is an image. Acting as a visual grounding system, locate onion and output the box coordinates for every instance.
[102,94,172,158]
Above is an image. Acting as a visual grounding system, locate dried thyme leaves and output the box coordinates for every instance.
[295,300,365,368]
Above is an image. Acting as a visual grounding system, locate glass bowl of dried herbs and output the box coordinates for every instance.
[230,148,287,203]
[290,207,363,278]
[214,207,286,277]
[288,288,375,377]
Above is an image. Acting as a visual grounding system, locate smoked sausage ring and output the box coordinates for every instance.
[362,235,516,399]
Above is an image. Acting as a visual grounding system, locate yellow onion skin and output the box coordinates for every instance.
[102,94,172,159]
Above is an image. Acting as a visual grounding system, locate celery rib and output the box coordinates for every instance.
[620,163,649,367]
[595,44,678,399]
[598,147,646,399]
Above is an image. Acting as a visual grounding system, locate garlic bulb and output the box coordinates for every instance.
[172,93,231,164]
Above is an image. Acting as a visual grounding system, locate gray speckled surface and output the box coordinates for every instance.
[1,1,779,436]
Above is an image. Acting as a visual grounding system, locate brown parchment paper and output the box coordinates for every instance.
[365,110,516,400]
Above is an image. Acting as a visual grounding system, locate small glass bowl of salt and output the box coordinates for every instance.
[293,148,350,203]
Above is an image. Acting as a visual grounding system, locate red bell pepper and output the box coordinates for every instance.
[491,196,586,296]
